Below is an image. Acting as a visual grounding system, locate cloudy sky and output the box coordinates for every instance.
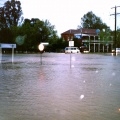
[1,0,120,36]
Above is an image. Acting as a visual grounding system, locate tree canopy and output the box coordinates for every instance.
[1,1,119,52]
[15,18,58,52]
[0,0,61,52]
[0,0,22,29]
[80,11,109,30]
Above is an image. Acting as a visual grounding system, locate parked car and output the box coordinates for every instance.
[80,46,87,52]
[112,48,120,53]
[116,48,120,53]
[65,47,80,53]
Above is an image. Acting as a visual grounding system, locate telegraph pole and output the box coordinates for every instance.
[111,6,120,56]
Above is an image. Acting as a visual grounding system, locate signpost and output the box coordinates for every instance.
[38,42,49,65]
[41,42,49,46]
[69,41,74,47]
[38,43,45,65]
[69,41,74,68]
[0,43,16,63]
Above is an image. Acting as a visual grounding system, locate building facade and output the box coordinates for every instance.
[61,28,113,52]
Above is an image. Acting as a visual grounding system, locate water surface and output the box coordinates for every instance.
[0,53,120,120]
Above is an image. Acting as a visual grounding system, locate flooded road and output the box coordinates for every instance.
[0,53,120,120]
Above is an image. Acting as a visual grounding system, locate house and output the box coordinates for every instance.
[61,28,113,52]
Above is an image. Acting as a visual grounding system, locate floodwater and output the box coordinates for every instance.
[0,53,120,120]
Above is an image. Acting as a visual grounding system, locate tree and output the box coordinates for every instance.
[0,0,22,44]
[80,11,109,30]
[0,0,22,29]
[15,18,58,52]
[0,27,14,43]
[116,30,120,48]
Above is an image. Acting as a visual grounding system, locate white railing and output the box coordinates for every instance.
[82,40,113,43]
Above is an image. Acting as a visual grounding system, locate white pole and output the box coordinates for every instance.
[0,48,2,63]
[12,47,14,63]
[70,52,71,68]
[94,36,95,52]
[89,36,90,52]
[94,43,95,52]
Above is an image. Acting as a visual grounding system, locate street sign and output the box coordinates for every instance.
[0,43,16,63]
[41,42,49,46]
[69,41,74,47]
[74,34,82,39]
[38,44,44,51]
[0,43,16,48]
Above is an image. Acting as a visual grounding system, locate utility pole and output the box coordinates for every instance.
[110,6,120,56]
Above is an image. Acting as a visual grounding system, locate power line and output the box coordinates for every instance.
[110,6,120,56]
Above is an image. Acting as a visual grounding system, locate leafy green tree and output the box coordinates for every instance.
[15,18,58,52]
[0,7,6,28]
[0,0,22,44]
[48,37,67,52]
[0,0,22,29]
[99,28,111,41]
[0,27,14,43]
[81,11,109,30]
[116,30,120,48]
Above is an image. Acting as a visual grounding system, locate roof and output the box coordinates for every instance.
[61,28,98,36]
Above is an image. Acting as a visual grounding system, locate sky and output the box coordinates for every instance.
[1,0,120,36]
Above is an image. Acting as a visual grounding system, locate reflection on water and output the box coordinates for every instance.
[0,53,120,120]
